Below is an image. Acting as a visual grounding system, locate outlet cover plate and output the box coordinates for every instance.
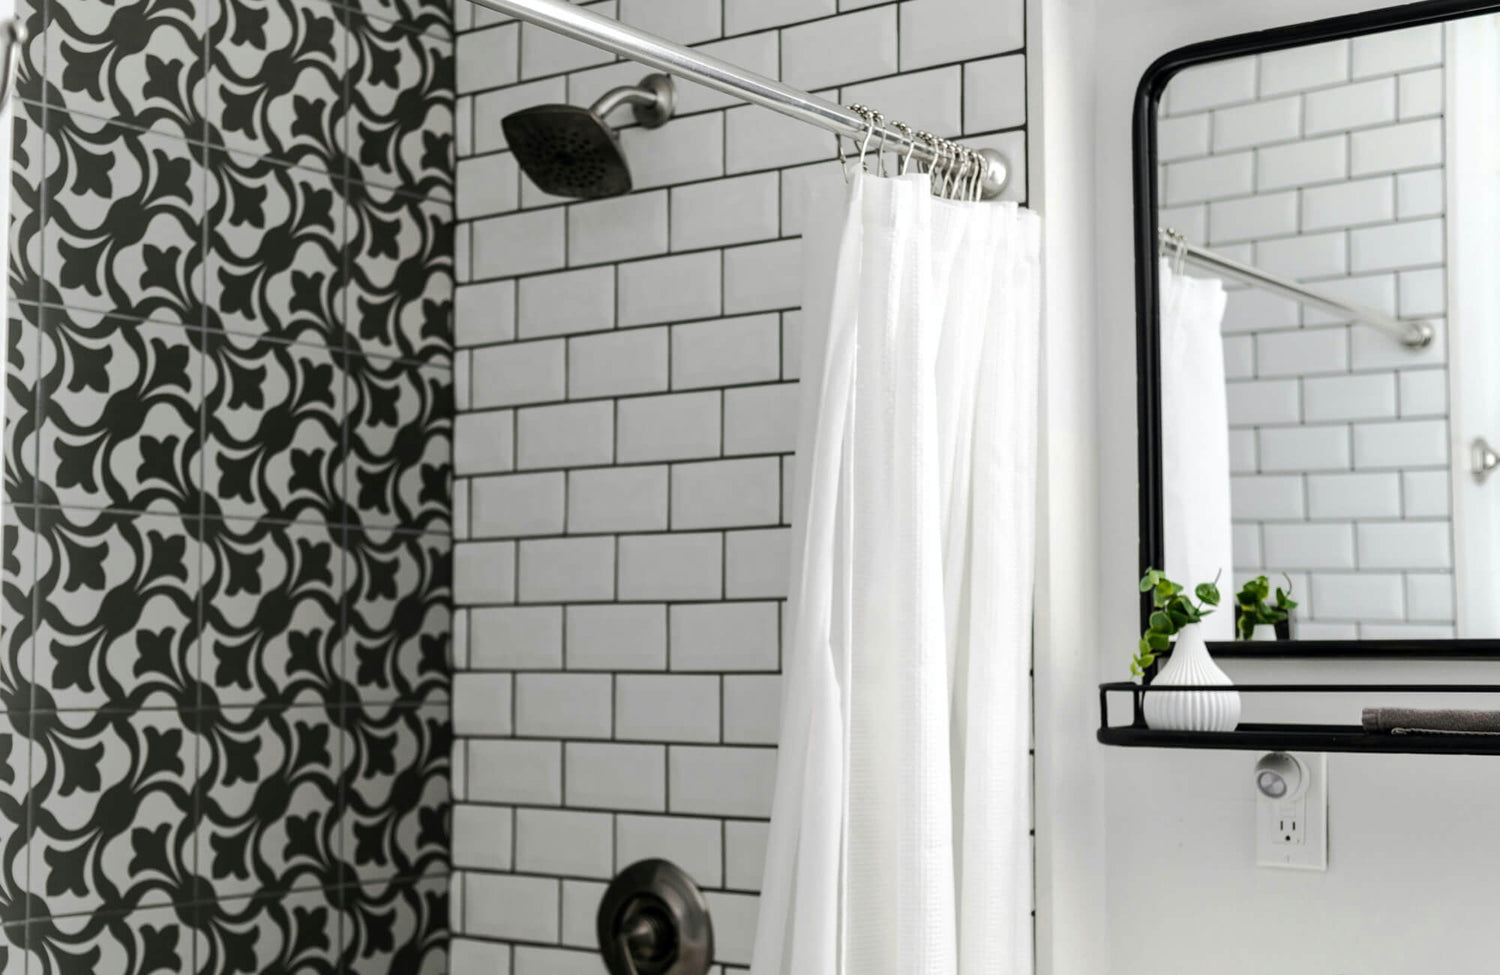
[1256,752,1327,871]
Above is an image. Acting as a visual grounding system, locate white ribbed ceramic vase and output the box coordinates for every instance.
[1143,624,1241,732]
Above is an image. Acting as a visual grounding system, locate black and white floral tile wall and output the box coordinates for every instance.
[0,0,455,967]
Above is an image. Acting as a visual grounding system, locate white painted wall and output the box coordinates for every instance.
[1093,2,1500,972]
[1029,3,1108,975]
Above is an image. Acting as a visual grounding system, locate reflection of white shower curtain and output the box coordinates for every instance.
[752,171,1041,975]
[1159,261,1233,640]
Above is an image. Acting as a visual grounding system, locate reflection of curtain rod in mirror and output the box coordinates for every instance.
[1158,228,1435,350]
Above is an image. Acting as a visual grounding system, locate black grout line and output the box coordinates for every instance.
[9,297,458,373]
[1,499,456,540]
[19,1,51,942]
[17,97,457,208]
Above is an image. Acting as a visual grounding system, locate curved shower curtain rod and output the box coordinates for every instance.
[465,0,1012,199]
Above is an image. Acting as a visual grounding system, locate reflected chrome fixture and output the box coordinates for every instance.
[468,0,1009,198]
[0,18,28,105]
[501,73,675,200]
[1474,436,1500,484]
[1159,228,1435,350]
[597,859,713,975]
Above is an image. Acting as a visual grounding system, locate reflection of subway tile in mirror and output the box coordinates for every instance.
[1157,22,1463,639]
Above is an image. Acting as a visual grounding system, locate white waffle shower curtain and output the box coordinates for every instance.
[1158,261,1233,640]
[751,169,1041,975]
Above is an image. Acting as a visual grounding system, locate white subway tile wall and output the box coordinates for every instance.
[1160,29,1453,634]
[450,0,1028,968]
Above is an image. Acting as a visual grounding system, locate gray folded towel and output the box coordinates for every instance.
[1362,708,1500,736]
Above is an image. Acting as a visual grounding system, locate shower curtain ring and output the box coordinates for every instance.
[874,113,889,177]
[895,122,915,175]
[1163,228,1188,275]
[914,130,934,175]
[851,104,877,173]
[924,135,941,190]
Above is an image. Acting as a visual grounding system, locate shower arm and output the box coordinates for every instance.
[590,74,675,129]
[467,0,1010,198]
[591,85,655,119]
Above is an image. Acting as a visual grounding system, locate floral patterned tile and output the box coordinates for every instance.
[0,507,37,713]
[192,886,348,975]
[202,332,347,524]
[27,903,205,975]
[341,182,452,364]
[198,519,344,708]
[0,719,34,928]
[191,705,348,898]
[22,708,200,918]
[40,113,206,326]
[335,703,448,881]
[41,0,207,140]
[4,304,46,506]
[342,528,449,703]
[347,0,450,42]
[341,354,450,532]
[10,102,45,308]
[11,0,45,108]
[36,309,203,515]
[342,876,447,975]
[344,13,453,200]
[206,0,349,173]
[205,149,348,346]
[29,508,200,713]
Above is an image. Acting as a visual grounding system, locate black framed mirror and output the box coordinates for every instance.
[1134,0,1500,657]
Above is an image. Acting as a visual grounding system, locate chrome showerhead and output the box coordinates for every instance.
[501,72,676,200]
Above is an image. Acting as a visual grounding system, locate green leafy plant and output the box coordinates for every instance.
[1134,568,1221,677]
[1235,574,1299,640]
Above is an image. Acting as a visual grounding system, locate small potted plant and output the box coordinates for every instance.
[1235,574,1298,641]
[1136,568,1241,733]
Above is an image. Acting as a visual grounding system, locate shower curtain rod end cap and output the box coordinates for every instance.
[977,147,1010,199]
[1404,320,1436,349]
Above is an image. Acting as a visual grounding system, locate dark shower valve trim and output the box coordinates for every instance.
[597,858,714,975]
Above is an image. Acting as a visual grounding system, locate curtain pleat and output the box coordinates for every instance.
[752,169,1043,975]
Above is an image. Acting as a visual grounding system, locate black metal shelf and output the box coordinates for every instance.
[1098,681,1500,756]
[1197,639,1500,659]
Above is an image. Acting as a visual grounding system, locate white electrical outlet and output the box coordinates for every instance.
[1255,752,1327,871]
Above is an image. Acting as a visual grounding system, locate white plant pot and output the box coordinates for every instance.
[1143,624,1241,732]
[1250,623,1278,642]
